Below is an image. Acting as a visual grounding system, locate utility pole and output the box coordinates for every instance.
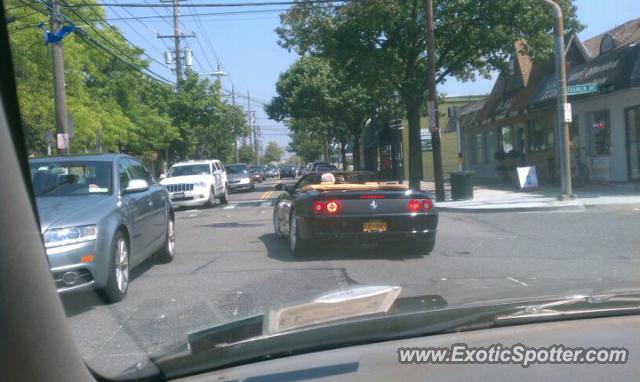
[424,0,445,201]
[159,0,194,84]
[541,0,573,198]
[171,0,181,81]
[50,0,69,155]
[247,90,259,164]
[230,87,240,162]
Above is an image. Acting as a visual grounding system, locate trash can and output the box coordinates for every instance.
[450,171,474,200]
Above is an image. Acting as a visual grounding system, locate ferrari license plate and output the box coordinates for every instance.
[363,221,387,233]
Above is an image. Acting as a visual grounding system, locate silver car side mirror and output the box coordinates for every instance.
[124,179,150,193]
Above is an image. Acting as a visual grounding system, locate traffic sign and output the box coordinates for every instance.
[567,83,598,95]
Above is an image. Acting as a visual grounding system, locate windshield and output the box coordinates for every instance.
[29,161,112,196]
[167,164,210,177]
[226,165,248,174]
[6,0,640,379]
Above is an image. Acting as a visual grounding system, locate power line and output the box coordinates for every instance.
[107,0,169,55]
[96,7,289,21]
[76,0,170,68]
[65,1,348,8]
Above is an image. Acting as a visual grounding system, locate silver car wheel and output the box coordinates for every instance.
[290,216,297,251]
[115,238,129,294]
[167,218,175,256]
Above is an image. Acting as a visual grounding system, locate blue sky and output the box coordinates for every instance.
[105,0,640,150]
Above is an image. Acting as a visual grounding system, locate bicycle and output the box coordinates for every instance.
[548,151,589,188]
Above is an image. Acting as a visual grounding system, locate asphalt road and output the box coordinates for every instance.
[61,177,640,378]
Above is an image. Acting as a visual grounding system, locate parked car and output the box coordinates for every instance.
[250,166,266,182]
[29,154,176,303]
[264,165,278,178]
[226,163,255,192]
[273,171,437,256]
[160,160,228,208]
[310,161,332,172]
[278,165,297,179]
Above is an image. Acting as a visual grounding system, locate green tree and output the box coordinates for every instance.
[6,0,178,157]
[166,71,248,162]
[265,56,380,169]
[262,141,284,163]
[287,124,324,164]
[238,144,256,164]
[277,0,583,184]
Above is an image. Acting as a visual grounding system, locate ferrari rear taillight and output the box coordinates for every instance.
[408,199,421,212]
[312,201,325,214]
[312,200,341,214]
[408,198,433,212]
[325,200,340,214]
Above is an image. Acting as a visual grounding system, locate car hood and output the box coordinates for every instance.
[161,175,211,185]
[228,173,250,180]
[35,195,115,232]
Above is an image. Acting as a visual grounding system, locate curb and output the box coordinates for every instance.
[435,203,586,213]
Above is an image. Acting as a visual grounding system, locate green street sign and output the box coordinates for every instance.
[567,83,598,95]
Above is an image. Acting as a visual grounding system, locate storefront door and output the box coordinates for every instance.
[625,106,640,181]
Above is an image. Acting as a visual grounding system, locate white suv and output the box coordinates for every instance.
[160,160,228,208]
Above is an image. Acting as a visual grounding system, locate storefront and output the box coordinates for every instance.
[529,43,640,182]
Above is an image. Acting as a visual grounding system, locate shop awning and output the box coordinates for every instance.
[529,43,640,107]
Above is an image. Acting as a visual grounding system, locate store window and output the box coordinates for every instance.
[591,110,611,156]
[500,126,514,152]
[527,119,553,152]
[569,115,580,149]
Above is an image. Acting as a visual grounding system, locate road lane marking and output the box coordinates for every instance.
[506,276,529,287]
[260,185,276,200]
[185,209,198,213]
[223,204,237,209]
[189,213,199,218]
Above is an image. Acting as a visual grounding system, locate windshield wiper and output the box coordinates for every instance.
[495,292,640,325]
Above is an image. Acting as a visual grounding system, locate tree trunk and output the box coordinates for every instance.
[323,142,329,162]
[340,140,347,170]
[407,101,423,189]
[352,131,361,170]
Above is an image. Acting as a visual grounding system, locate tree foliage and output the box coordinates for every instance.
[262,141,284,163]
[274,0,583,176]
[6,0,247,164]
[238,144,256,164]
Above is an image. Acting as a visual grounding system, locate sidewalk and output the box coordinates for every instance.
[420,180,640,213]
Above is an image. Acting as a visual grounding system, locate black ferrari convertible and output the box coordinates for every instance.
[273,171,438,256]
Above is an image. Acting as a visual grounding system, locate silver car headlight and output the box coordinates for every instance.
[194,181,208,189]
[44,225,97,248]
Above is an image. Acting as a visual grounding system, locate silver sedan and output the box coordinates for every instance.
[30,154,175,303]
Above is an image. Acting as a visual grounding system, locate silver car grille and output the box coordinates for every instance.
[166,184,194,192]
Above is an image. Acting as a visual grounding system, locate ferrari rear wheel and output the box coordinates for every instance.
[289,214,309,256]
[273,210,283,238]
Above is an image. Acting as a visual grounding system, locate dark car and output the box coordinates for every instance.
[310,161,331,172]
[264,166,278,178]
[29,154,176,302]
[272,171,437,256]
[278,165,297,179]
[250,166,266,182]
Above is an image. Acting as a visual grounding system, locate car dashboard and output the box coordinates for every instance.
[177,315,640,381]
